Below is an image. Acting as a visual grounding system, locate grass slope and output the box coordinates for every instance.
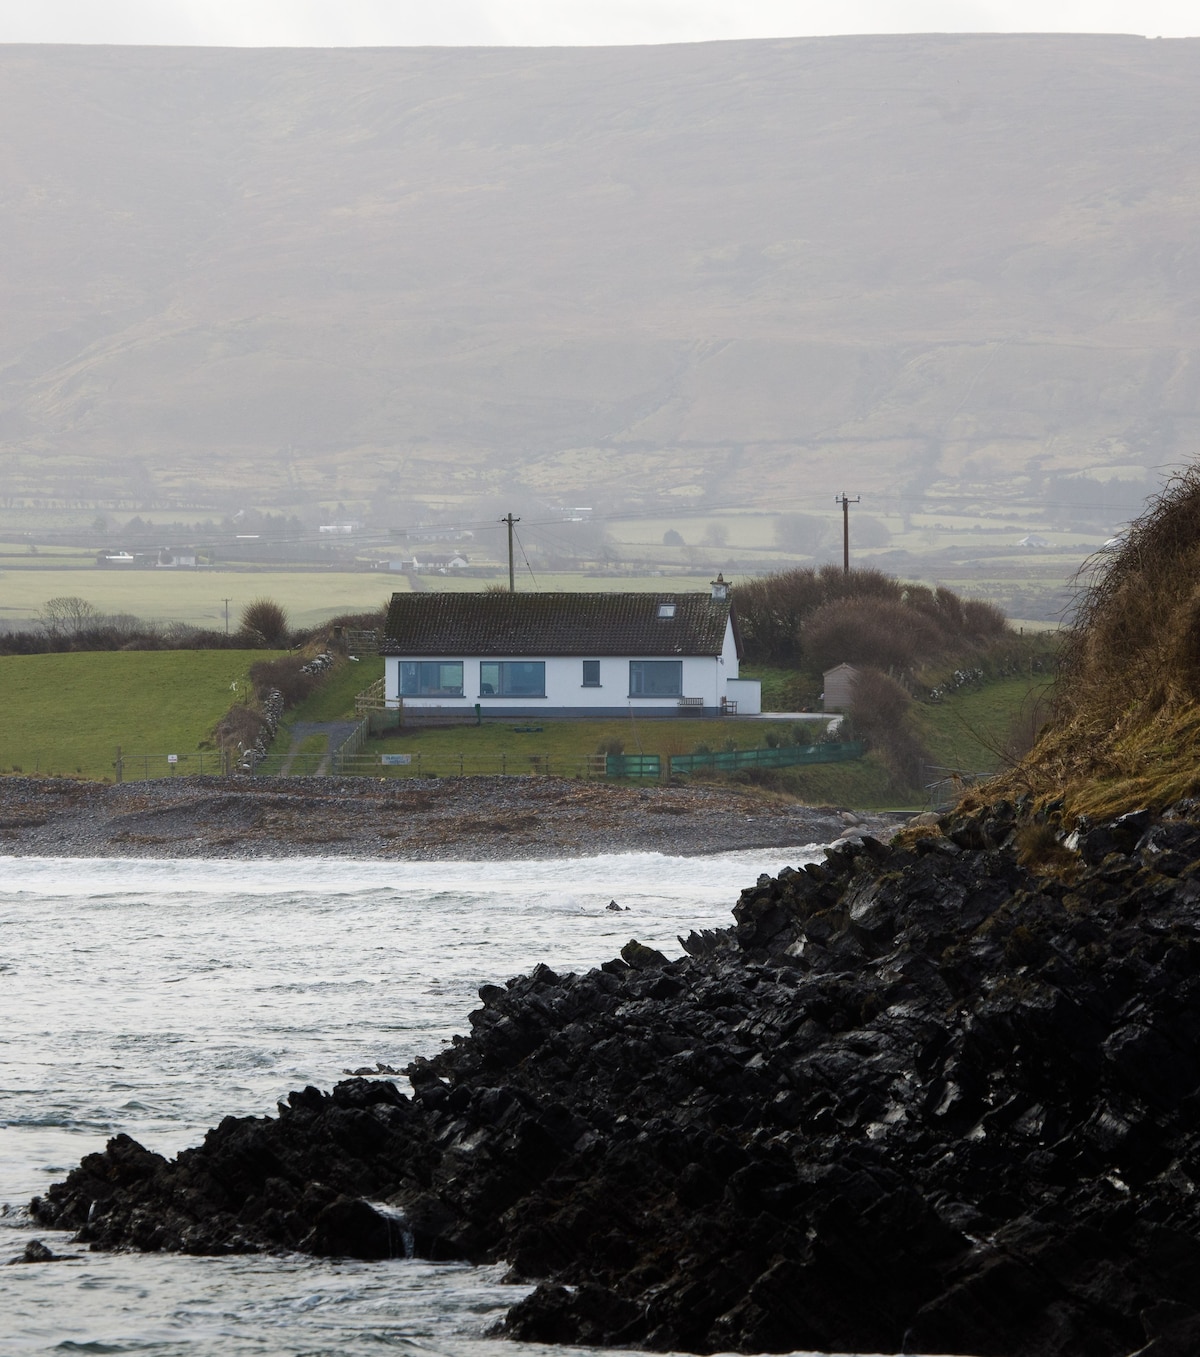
[0,651,278,780]
[915,677,1055,780]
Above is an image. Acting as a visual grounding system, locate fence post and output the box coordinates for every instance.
[114,746,123,784]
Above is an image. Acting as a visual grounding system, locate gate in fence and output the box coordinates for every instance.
[604,753,662,779]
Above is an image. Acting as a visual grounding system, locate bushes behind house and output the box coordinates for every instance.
[733,565,1008,670]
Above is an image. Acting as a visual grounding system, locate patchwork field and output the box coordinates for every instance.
[0,569,402,631]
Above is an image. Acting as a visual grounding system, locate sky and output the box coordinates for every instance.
[0,1,1196,46]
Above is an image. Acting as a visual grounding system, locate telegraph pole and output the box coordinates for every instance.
[222,598,231,635]
[500,513,520,591]
[835,494,860,574]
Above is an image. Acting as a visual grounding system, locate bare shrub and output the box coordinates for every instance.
[248,655,318,709]
[734,565,1010,670]
[215,704,266,752]
[240,598,290,647]
[846,667,932,789]
[961,598,1008,639]
[804,597,945,674]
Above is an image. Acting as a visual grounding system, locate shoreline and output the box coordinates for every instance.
[0,774,907,862]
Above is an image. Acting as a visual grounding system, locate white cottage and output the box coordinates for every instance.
[380,578,760,717]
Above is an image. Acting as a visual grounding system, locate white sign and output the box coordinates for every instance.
[167,754,178,764]
[380,754,412,766]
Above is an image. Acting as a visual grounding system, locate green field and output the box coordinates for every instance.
[0,650,279,780]
[0,569,403,630]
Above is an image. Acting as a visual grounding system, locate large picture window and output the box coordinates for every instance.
[629,660,682,697]
[399,661,463,697]
[479,661,545,697]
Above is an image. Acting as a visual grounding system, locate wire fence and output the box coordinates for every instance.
[1,747,235,783]
[1,739,865,786]
[272,750,611,779]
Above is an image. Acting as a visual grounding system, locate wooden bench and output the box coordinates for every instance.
[678,696,705,709]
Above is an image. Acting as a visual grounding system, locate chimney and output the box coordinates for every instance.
[710,573,728,601]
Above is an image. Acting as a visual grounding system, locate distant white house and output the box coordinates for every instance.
[380,577,760,717]
[1017,534,1050,549]
[412,553,469,572]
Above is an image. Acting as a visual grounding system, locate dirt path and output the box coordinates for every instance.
[277,720,361,775]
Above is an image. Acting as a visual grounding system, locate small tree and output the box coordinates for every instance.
[240,598,289,647]
[39,596,99,639]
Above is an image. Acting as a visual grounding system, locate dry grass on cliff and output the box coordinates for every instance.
[977,466,1200,821]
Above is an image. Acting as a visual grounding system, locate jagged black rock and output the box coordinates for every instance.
[32,806,1200,1356]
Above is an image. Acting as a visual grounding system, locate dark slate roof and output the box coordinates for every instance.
[381,591,740,658]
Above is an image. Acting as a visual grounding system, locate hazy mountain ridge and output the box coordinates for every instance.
[2,35,1199,520]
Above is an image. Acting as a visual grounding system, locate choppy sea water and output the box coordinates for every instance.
[0,847,872,1357]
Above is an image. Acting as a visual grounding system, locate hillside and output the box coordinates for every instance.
[2,35,1199,534]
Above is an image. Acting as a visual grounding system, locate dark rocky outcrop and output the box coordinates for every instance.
[32,804,1200,1355]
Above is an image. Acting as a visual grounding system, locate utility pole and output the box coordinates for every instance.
[222,598,231,635]
[835,494,860,574]
[500,513,520,591]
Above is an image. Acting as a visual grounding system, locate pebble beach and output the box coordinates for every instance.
[0,774,904,860]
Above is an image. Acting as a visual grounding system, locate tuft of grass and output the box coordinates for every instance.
[981,466,1200,821]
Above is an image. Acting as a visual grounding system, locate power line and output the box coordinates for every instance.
[512,524,539,591]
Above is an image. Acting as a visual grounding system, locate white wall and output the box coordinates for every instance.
[387,653,725,710]
[384,616,744,712]
[726,677,761,715]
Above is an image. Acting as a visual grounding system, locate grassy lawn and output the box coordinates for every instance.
[354,713,834,779]
[762,753,920,812]
[295,655,385,722]
[0,650,280,780]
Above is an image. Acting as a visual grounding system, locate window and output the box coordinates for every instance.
[479,661,545,697]
[582,660,601,687]
[399,661,463,697]
[657,602,676,618]
[629,660,682,696]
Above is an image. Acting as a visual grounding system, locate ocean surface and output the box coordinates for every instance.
[0,847,850,1357]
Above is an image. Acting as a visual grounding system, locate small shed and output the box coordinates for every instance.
[823,663,859,713]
